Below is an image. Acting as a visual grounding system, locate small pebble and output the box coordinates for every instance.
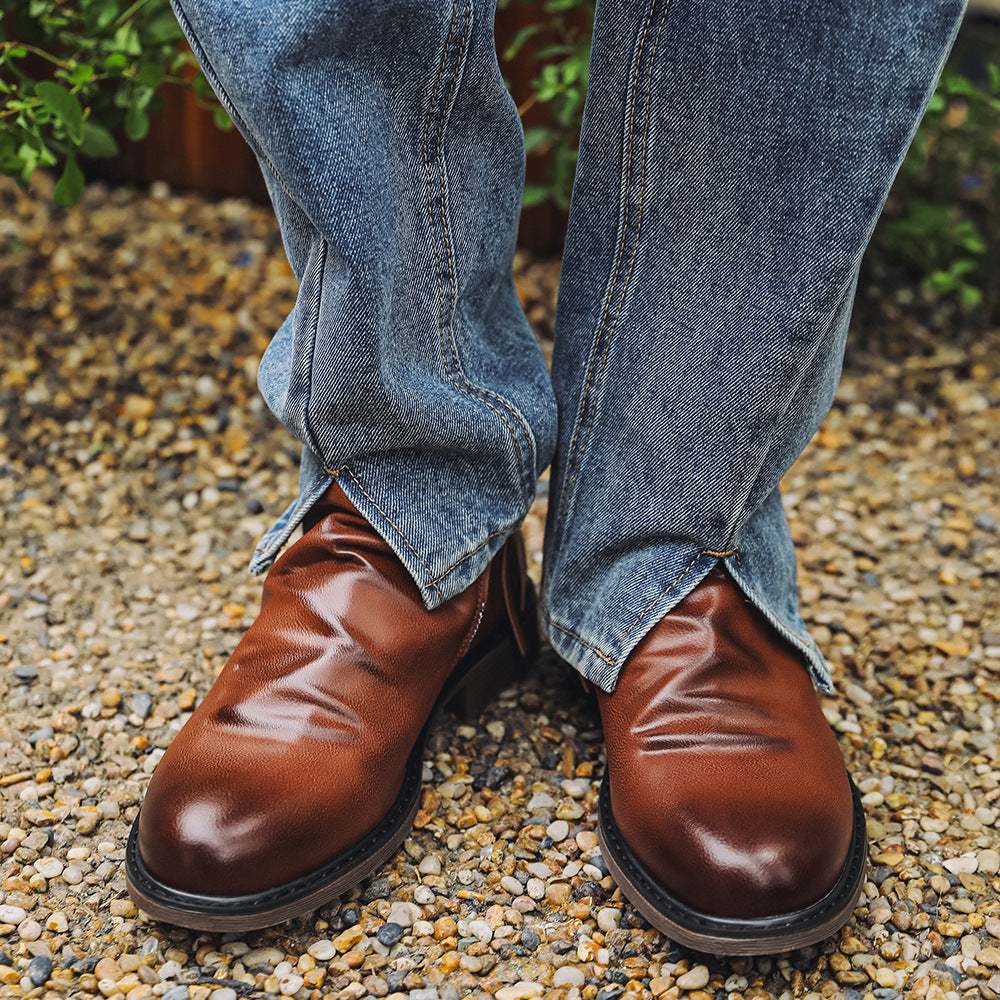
[27,956,52,987]
[676,965,710,990]
[553,967,586,987]
[377,922,405,947]
[307,940,336,962]
[546,820,569,842]
[17,920,42,942]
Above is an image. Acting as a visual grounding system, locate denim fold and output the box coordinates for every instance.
[171,0,558,606]
[171,0,967,690]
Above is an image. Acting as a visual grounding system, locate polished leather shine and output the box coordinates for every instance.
[598,566,855,921]
[135,484,526,898]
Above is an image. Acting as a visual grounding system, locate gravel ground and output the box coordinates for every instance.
[1,176,999,1000]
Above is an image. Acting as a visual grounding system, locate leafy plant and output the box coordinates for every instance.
[0,0,225,206]
[874,63,1000,316]
[498,0,594,210]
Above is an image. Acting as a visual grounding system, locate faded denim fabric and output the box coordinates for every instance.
[169,0,966,692]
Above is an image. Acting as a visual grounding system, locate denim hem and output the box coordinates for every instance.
[248,466,335,576]
[249,454,526,609]
[541,550,832,695]
[335,468,523,609]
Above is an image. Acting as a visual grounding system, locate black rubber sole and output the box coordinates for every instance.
[597,776,868,955]
[125,622,530,931]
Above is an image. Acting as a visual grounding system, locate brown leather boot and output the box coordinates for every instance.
[596,566,866,954]
[125,485,535,931]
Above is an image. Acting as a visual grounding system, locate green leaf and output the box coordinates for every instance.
[124,103,149,140]
[80,121,119,158]
[65,63,96,85]
[503,23,541,60]
[93,0,119,32]
[521,184,549,207]
[113,23,142,56]
[960,284,983,308]
[34,80,84,142]
[212,105,233,131]
[54,156,85,207]
[523,126,551,153]
[135,62,164,89]
[146,11,185,44]
[104,52,128,72]
[192,72,214,98]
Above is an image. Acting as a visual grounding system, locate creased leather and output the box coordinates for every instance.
[598,566,854,919]
[137,484,523,896]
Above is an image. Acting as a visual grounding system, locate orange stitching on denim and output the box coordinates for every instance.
[549,541,734,663]
[342,468,442,600]
[556,0,669,539]
[613,546,703,651]
[547,619,617,666]
[428,528,509,586]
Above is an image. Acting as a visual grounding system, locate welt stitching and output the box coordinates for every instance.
[452,576,489,665]
[342,468,442,600]
[561,0,671,524]
[554,0,665,542]
[430,0,532,484]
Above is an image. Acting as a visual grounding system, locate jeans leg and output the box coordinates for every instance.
[170,0,557,605]
[542,0,967,690]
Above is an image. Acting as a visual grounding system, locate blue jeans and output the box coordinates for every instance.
[170,0,966,692]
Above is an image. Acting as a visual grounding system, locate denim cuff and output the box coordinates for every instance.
[249,447,530,609]
[540,485,833,696]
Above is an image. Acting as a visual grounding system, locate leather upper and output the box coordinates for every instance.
[597,566,854,919]
[137,484,524,896]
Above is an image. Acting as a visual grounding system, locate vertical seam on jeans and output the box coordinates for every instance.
[341,467,442,600]
[424,0,535,497]
[554,0,671,544]
[612,546,736,650]
[300,239,329,460]
[728,548,813,650]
